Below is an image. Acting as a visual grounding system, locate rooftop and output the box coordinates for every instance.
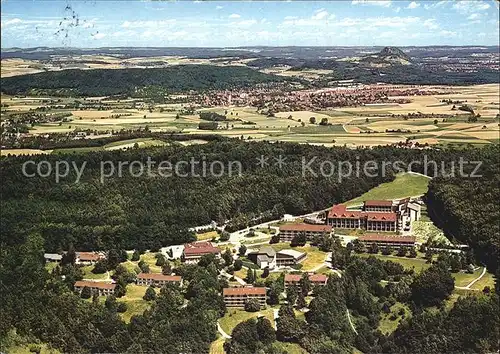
[366,212,397,222]
[327,204,397,222]
[364,200,394,207]
[76,252,103,261]
[44,253,62,260]
[328,204,363,219]
[258,246,276,257]
[74,281,116,290]
[223,287,266,296]
[277,249,306,259]
[183,241,220,256]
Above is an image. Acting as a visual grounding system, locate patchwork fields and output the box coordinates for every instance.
[2,84,498,156]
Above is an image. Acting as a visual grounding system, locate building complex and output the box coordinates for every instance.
[74,281,116,296]
[182,241,221,264]
[284,273,329,289]
[327,199,421,232]
[279,223,333,242]
[247,246,307,269]
[223,287,267,308]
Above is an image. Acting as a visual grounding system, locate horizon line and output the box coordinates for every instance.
[2,44,500,50]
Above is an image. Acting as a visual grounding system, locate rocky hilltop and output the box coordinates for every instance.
[361,46,412,66]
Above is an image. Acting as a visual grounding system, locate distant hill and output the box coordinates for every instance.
[0,65,285,97]
[360,46,412,66]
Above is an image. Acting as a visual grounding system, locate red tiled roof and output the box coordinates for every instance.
[309,274,328,283]
[366,212,397,222]
[183,241,220,256]
[75,281,116,290]
[327,204,364,219]
[328,204,396,222]
[284,274,302,282]
[279,223,332,232]
[223,287,266,296]
[137,273,181,282]
[359,234,416,243]
[76,252,102,261]
[364,200,393,207]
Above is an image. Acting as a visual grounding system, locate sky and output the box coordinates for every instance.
[1,0,499,48]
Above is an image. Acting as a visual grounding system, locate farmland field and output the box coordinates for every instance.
[2,84,498,149]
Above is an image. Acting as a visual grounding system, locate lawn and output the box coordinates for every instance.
[196,230,218,241]
[315,266,335,275]
[209,337,226,354]
[80,265,108,280]
[103,137,162,148]
[412,220,451,245]
[345,173,430,206]
[234,268,248,280]
[271,342,308,354]
[452,269,483,288]
[219,308,275,335]
[6,343,60,354]
[378,302,411,335]
[138,252,163,273]
[469,270,495,291]
[44,262,59,273]
[241,237,272,245]
[297,246,328,271]
[357,253,431,273]
[117,284,159,323]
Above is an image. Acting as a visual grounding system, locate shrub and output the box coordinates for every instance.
[245,298,261,312]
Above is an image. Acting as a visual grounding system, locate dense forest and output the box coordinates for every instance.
[1,141,498,259]
[426,173,500,274]
[1,141,499,353]
[0,65,285,96]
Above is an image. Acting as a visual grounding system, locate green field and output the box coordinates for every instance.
[345,172,431,206]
